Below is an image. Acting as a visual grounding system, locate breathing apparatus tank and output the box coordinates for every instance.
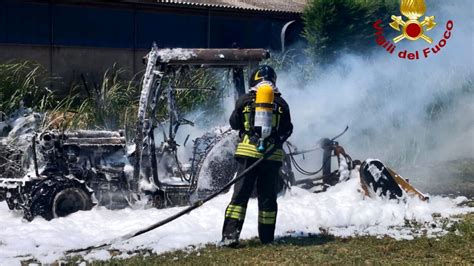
[254,83,275,152]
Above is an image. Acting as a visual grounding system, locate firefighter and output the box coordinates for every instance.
[221,65,293,247]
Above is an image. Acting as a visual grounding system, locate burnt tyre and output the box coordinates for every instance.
[192,128,295,199]
[193,129,239,199]
[28,176,94,221]
[52,187,92,218]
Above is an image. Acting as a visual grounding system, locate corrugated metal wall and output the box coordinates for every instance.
[0,0,302,86]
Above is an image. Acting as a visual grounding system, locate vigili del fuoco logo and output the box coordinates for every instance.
[373,0,454,60]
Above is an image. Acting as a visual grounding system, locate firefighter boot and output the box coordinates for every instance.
[221,204,247,247]
[258,210,277,244]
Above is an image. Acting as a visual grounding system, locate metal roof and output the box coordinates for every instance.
[157,0,306,13]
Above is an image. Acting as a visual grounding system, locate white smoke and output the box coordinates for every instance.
[276,0,473,173]
[164,0,473,190]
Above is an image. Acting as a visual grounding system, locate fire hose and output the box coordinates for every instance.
[66,145,279,254]
[66,127,349,254]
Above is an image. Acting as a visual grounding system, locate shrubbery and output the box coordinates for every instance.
[302,0,398,63]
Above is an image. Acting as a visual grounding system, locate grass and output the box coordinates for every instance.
[75,65,141,130]
[1,61,227,132]
[0,61,57,115]
[79,214,473,265]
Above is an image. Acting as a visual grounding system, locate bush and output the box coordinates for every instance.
[302,0,398,63]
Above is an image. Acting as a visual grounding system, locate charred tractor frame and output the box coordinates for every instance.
[0,46,297,221]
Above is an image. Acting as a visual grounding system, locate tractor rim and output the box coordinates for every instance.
[52,188,89,218]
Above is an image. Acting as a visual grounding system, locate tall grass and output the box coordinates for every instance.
[77,66,225,131]
[0,61,57,115]
[77,65,141,130]
[0,61,227,132]
[165,68,225,116]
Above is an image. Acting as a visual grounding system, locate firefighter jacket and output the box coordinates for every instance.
[229,91,293,162]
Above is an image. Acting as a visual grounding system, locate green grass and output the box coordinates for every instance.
[0,61,57,115]
[1,61,226,132]
[81,214,473,265]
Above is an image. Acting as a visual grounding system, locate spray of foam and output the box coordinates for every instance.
[276,0,473,175]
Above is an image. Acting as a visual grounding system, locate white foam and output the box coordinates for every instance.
[0,175,471,264]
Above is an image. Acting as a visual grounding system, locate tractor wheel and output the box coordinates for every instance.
[28,176,93,221]
[193,129,239,199]
[52,187,93,218]
[193,128,295,199]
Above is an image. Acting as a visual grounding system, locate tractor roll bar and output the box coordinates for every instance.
[143,48,270,66]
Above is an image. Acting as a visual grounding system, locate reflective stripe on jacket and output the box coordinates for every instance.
[235,135,285,161]
[230,92,292,162]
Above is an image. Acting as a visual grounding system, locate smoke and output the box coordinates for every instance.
[275,0,473,174]
[165,1,472,190]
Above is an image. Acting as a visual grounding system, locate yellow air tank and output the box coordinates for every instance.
[254,83,275,152]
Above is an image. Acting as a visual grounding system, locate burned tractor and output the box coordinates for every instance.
[0,46,294,221]
[1,130,124,220]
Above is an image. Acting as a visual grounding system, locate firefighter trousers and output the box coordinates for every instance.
[222,157,282,244]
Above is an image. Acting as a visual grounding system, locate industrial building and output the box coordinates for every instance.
[0,0,304,85]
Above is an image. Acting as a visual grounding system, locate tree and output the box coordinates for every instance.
[303,0,398,63]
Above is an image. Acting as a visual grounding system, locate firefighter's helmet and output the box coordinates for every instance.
[249,65,277,88]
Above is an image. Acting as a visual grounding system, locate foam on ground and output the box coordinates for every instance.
[0,174,471,265]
